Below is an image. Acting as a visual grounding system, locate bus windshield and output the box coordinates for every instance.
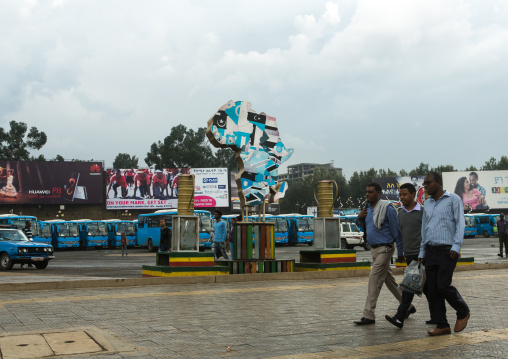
[117,223,136,236]
[9,218,39,236]
[200,217,213,233]
[58,223,79,237]
[88,222,108,236]
[266,217,288,232]
[39,223,52,238]
[297,217,314,232]
[465,216,475,227]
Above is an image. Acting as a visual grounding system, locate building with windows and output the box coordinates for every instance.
[278,162,342,182]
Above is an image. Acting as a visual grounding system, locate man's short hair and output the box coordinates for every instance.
[399,183,416,194]
[427,171,443,186]
[469,171,479,180]
[215,209,223,217]
[367,182,382,192]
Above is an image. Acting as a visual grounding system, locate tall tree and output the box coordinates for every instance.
[409,162,430,176]
[53,154,65,161]
[280,166,350,214]
[431,164,455,174]
[0,121,47,160]
[212,148,238,172]
[113,153,139,169]
[145,125,214,169]
[481,157,499,171]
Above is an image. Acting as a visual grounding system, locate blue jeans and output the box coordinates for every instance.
[213,242,228,259]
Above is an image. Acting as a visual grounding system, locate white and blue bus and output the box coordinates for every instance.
[137,209,213,251]
[36,220,53,245]
[282,214,314,246]
[76,220,109,249]
[105,219,137,248]
[0,214,39,240]
[44,220,81,249]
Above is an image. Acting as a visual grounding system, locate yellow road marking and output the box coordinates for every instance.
[268,328,508,359]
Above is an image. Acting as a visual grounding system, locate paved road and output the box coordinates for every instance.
[0,237,504,280]
[0,267,507,358]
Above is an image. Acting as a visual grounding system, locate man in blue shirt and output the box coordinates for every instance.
[419,172,470,336]
[212,210,228,259]
[354,183,409,325]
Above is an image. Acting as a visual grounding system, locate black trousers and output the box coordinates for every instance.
[395,255,429,321]
[425,246,469,328]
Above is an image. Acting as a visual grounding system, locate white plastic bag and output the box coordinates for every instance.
[399,260,426,297]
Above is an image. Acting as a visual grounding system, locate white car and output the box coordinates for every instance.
[340,221,370,250]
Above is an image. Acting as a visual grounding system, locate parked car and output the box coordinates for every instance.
[340,221,370,250]
[0,228,55,270]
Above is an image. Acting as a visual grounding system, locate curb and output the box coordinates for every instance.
[1,262,508,292]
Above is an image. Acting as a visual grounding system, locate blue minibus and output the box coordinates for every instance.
[262,215,290,245]
[473,214,500,238]
[464,214,477,238]
[0,214,39,240]
[76,220,109,248]
[36,220,53,245]
[283,214,314,246]
[137,209,213,251]
[45,220,81,249]
[105,220,137,248]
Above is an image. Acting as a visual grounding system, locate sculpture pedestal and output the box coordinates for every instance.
[142,252,229,277]
[295,249,371,272]
[224,222,293,273]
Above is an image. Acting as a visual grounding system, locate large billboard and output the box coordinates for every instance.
[106,167,229,210]
[443,170,508,210]
[0,160,103,204]
[374,176,426,204]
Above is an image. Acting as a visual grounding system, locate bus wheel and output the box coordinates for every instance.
[147,239,156,252]
[0,253,13,270]
[483,230,490,238]
[34,261,49,269]
[307,242,313,246]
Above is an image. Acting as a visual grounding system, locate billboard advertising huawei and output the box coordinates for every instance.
[0,161,103,204]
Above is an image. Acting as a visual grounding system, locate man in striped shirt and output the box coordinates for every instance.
[418,172,470,336]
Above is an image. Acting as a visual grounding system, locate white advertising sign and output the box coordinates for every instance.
[190,168,229,208]
[443,170,508,210]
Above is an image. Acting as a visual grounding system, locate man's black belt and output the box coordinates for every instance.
[427,245,452,251]
[371,243,393,249]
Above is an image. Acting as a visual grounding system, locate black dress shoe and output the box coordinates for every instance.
[385,315,403,328]
[354,317,375,325]
[498,254,503,257]
[426,319,437,325]
[405,306,416,319]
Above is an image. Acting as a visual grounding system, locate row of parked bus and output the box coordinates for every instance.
[0,211,498,252]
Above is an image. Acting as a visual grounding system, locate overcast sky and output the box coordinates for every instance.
[2,0,508,179]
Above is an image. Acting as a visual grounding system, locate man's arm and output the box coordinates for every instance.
[386,206,403,257]
[451,195,465,255]
[418,207,428,260]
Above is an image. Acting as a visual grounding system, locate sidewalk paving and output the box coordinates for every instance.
[0,268,507,358]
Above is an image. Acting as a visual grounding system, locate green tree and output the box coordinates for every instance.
[0,121,47,160]
[481,157,498,170]
[145,125,215,169]
[409,162,430,177]
[113,153,139,169]
[465,165,477,171]
[53,154,65,161]
[348,168,378,205]
[280,166,350,213]
[399,169,408,176]
[431,164,455,174]
[211,147,238,172]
